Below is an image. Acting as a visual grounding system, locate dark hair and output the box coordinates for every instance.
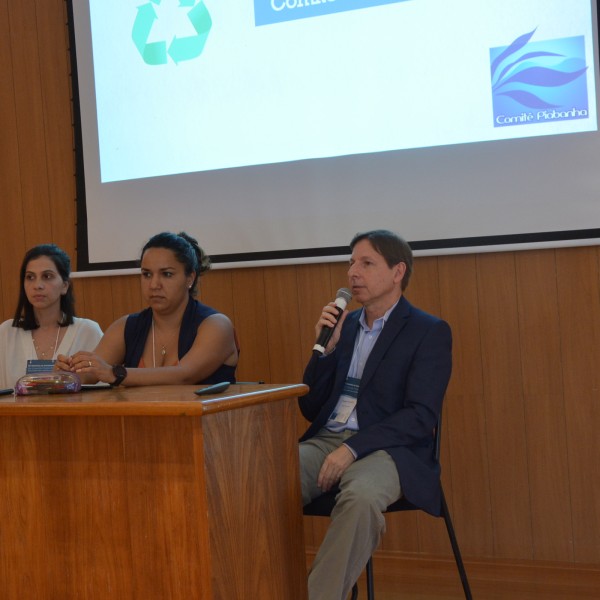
[350,229,413,291]
[141,232,211,296]
[12,244,75,330]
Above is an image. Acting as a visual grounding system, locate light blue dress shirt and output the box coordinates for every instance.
[325,300,399,432]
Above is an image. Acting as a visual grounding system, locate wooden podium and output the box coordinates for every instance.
[0,383,309,599]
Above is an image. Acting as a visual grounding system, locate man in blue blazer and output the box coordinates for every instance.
[299,230,452,600]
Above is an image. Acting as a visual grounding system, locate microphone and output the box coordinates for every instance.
[312,287,352,355]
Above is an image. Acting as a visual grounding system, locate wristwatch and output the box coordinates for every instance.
[111,364,127,386]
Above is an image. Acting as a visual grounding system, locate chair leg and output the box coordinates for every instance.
[366,556,374,600]
[349,556,374,600]
[440,487,473,600]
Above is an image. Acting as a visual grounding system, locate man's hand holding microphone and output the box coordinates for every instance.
[312,288,352,356]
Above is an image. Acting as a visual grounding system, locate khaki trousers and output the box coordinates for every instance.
[300,429,402,600]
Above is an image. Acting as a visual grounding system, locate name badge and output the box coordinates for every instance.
[329,377,360,425]
[26,359,56,374]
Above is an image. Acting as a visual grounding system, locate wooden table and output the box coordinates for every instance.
[0,383,309,599]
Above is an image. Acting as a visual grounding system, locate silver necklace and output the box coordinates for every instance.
[32,325,61,360]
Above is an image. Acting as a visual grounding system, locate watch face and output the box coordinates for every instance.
[112,365,127,384]
[113,365,127,378]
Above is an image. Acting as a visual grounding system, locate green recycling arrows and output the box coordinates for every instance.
[132,0,212,66]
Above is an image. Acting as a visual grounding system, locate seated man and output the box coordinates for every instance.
[299,229,452,600]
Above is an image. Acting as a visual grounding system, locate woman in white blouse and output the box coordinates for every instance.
[0,244,103,389]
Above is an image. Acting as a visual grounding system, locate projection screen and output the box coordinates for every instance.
[68,0,600,271]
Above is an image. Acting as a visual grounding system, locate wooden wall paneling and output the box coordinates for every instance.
[305,518,329,556]
[200,267,237,372]
[296,263,335,357]
[378,510,419,557]
[230,267,271,382]
[0,269,19,325]
[406,256,442,316]
[0,0,27,320]
[35,0,76,252]
[555,247,600,564]
[108,274,143,324]
[438,254,494,559]
[71,276,90,322]
[200,268,235,320]
[8,0,53,248]
[329,261,350,295]
[263,265,304,384]
[515,249,574,562]
[0,267,4,324]
[476,252,533,559]
[78,276,115,332]
[0,226,24,326]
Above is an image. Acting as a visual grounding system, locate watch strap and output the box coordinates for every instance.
[111,365,127,386]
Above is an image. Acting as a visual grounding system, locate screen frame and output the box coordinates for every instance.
[67,0,600,273]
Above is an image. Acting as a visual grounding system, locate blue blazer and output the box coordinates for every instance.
[299,296,452,516]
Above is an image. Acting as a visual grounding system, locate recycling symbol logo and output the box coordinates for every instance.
[132,0,212,65]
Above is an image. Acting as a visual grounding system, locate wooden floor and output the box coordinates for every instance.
[306,553,600,600]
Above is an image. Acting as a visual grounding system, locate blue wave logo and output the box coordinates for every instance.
[490,30,589,127]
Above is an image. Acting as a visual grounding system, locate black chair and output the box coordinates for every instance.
[303,415,473,600]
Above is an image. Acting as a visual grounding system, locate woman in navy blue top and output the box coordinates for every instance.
[57,232,238,386]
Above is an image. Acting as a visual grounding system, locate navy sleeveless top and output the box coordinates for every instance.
[123,297,236,384]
